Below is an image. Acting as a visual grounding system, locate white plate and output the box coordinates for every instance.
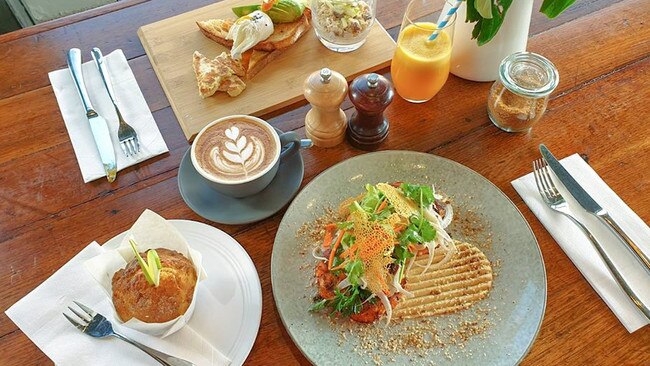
[104,219,262,365]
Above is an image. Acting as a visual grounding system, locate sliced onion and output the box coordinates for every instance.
[406,256,416,273]
[362,294,376,304]
[328,232,341,249]
[337,278,350,289]
[359,276,368,290]
[377,291,393,326]
[392,267,414,298]
[430,241,456,270]
[439,202,453,229]
[423,206,438,224]
[415,241,435,274]
[424,200,454,229]
[311,247,327,261]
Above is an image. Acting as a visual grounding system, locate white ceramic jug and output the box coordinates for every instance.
[450,0,534,82]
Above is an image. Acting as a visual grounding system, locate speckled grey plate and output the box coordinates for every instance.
[272,151,546,366]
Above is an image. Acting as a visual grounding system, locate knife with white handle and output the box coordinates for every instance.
[540,144,650,274]
[67,48,117,182]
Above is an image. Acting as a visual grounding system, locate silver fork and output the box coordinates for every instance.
[533,159,650,320]
[91,48,140,157]
[63,301,194,366]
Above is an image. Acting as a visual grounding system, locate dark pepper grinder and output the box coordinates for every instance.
[347,73,394,150]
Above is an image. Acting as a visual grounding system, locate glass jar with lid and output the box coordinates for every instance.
[487,52,559,132]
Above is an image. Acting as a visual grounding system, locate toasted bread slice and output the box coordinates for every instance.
[240,49,285,79]
[196,18,233,47]
[196,8,311,52]
[192,51,246,98]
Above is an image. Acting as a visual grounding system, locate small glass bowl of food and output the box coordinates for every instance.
[311,0,376,52]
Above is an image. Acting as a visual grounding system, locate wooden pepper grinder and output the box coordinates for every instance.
[347,73,394,150]
[304,68,348,147]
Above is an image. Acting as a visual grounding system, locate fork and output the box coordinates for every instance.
[63,301,194,366]
[91,48,140,157]
[533,159,650,320]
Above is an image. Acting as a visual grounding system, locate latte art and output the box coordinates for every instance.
[194,118,277,182]
[212,127,267,178]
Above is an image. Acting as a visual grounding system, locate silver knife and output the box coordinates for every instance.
[540,144,650,274]
[67,48,117,182]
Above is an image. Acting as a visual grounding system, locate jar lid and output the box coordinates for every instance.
[305,67,347,95]
[499,52,559,98]
[349,73,394,107]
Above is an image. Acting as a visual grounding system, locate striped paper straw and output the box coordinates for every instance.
[428,0,462,41]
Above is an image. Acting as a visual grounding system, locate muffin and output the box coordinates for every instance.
[112,248,198,323]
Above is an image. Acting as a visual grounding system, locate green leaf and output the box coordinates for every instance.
[540,0,576,18]
[341,232,356,248]
[337,221,354,230]
[394,243,414,263]
[350,201,365,214]
[465,0,513,46]
[345,260,364,286]
[330,287,367,316]
[465,0,482,22]
[400,183,435,208]
[419,219,436,242]
[474,0,493,19]
[360,184,383,213]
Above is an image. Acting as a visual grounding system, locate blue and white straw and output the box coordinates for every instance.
[428,0,462,41]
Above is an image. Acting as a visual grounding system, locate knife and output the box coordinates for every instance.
[67,48,117,182]
[540,144,650,274]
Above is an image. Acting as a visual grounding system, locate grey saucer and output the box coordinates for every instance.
[178,129,304,225]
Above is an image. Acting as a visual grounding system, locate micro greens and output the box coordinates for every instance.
[361,184,383,212]
[331,232,355,276]
[345,259,364,286]
[309,286,375,317]
[341,232,356,248]
[336,221,354,230]
[129,238,162,287]
[349,185,394,221]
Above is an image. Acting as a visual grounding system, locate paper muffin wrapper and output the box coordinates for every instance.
[84,209,207,338]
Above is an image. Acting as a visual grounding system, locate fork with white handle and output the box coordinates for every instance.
[533,159,650,320]
[91,47,140,157]
[63,301,194,366]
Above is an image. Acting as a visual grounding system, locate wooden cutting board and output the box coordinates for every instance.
[138,0,396,140]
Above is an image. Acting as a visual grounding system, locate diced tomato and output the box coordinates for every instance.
[261,0,278,12]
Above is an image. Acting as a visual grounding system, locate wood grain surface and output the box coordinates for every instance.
[139,0,396,139]
[0,0,649,365]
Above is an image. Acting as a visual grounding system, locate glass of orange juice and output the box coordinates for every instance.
[391,0,456,103]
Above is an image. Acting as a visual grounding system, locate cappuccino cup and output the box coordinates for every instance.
[191,115,301,198]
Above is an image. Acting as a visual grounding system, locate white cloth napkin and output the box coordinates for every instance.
[5,242,231,366]
[512,154,650,332]
[49,49,169,183]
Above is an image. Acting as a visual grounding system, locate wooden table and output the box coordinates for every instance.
[1,0,648,364]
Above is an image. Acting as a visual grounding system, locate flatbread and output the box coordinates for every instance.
[394,242,493,318]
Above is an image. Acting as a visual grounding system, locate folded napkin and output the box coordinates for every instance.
[512,154,650,332]
[49,49,168,183]
[5,242,231,366]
